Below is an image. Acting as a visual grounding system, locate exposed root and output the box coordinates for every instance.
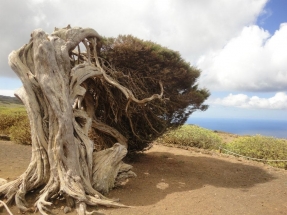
[92,143,136,194]
[0,200,13,215]
[35,188,55,215]
[86,210,105,215]
[76,202,105,215]
[85,195,128,208]
[76,202,86,215]
[36,198,52,215]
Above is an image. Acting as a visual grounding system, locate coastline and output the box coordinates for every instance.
[188,117,287,139]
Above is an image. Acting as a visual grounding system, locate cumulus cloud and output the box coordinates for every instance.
[198,23,287,91]
[0,0,267,79]
[0,0,55,78]
[212,92,287,109]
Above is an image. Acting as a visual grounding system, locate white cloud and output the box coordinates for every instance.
[212,92,287,109]
[0,0,267,80]
[0,90,16,97]
[198,23,287,91]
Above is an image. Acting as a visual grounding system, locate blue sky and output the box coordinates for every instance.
[0,0,286,121]
[258,0,287,34]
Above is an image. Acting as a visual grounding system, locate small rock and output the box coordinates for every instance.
[64,206,71,214]
[156,182,169,190]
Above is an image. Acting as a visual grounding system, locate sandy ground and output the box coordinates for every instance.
[0,139,287,215]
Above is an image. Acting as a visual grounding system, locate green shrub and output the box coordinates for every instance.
[9,117,31,145]
[0,106,31,144]
[157,125,223,149]
[224,135,287,169]
[0,107,27,135]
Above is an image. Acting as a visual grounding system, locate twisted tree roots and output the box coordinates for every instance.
[0,26,165,214]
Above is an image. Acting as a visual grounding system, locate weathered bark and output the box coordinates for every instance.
[92,143,136,194]
[0,26,162,214]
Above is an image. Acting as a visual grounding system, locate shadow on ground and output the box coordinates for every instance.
[0,141,277,214]
[107,149,275,206]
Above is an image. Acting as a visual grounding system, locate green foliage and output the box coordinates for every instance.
[224,135,287,169]
[0,105,31,144]
[156,125,287,169]
[0,106,26,134]
[88,35,210,151]
[9,117,31,145]
[157,125,223,149]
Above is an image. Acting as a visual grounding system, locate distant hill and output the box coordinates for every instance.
[0,95,23,105]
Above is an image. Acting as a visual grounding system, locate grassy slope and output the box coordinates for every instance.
[0,95,22,104]
[0,95,23,108]
[0,95,26,140]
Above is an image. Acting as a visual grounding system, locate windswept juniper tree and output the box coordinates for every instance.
[0,25,209,214]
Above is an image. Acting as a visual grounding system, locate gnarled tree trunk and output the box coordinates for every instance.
[0,26,162,215]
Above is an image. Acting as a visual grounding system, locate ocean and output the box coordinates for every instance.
[187,118,287,139]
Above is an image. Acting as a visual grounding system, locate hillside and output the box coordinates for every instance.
[0,95,23,106]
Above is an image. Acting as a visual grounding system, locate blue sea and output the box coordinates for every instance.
[187,118,287,139]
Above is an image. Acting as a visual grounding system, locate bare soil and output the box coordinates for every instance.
[0,136,287,215]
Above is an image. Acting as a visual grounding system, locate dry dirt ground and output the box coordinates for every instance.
[0,137,287,215]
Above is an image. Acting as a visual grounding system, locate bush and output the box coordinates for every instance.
[224,135,287,169]
[0,107,26,135]
[157,124,223,149]
[9,117,31,145]
[0,106,31,144]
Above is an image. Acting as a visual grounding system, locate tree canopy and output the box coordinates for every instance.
[85,35,209,151]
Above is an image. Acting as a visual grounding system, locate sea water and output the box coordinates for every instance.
[187,118,287,139]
